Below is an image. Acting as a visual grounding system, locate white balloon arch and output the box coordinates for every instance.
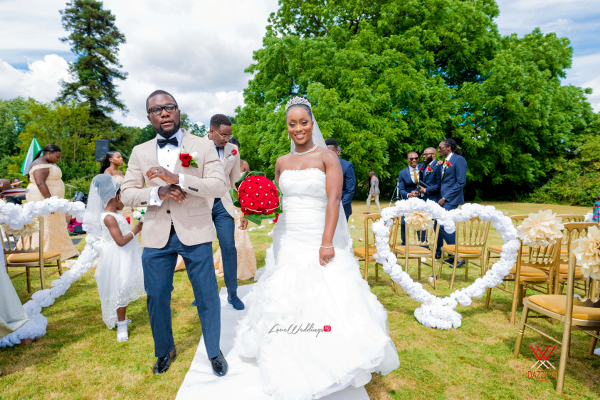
[0,197,99,347]
[372,198,519,329]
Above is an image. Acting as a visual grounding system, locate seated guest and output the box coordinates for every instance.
[5,178,26,205]
[593,195,600,222]
[325,138,355,221]
[397,152,421,244]
[437,138,467,268]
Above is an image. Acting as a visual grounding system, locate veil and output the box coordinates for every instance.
[82,175,121,253]
[290,113,353,252]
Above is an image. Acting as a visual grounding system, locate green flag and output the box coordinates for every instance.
[21,138,42,176]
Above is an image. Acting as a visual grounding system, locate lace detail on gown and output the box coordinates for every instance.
[234,169,399,400]
[94,211,145,329]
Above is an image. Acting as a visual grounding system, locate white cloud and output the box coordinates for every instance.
[0,0,598,124]
[0,0,278,126]
[0,54,69,101]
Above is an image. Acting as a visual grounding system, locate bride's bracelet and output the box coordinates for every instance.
[320,245,334,249]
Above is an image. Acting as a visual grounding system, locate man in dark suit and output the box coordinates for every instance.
[418,147,442,202]
[397,152,421,244]
[437,138,467,268]
[325,138,355,221]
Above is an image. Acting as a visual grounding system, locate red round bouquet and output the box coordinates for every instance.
[230,171,283,225]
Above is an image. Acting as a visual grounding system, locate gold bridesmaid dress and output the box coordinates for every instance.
[26,164,80,260]
[213,212,257,280]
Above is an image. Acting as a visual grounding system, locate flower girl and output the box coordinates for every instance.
[83,175,146,342]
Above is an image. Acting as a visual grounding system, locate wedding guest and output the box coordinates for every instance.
[437,138,467,268]
[365,171,381,213]
[26,144,79,260]
[84,175,145,342]
[228,137,250,173]
[419,147,442,202]
[203,114,247,310]
[397,152,421,244]
[325,138,355,221]
[5,178,26,205]
[100,151,133,226]
[592,195,600,222]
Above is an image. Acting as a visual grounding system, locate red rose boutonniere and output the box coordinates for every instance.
[427,166,433,172]
[179,147,198,168]
[227,149,238,159]
[445,161,453,167]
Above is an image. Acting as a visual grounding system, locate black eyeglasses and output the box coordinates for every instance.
[147,104,178,116]
[408,157,419,160]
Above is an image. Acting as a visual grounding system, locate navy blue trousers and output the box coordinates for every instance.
[436,202,458,256]
[343,202,352,222]
[212,198,237,297]
[142,226,221,359]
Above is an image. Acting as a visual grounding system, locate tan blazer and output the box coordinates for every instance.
[121,130,228,249]
[209,142,240,218]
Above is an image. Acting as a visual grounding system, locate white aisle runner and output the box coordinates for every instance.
[175,284,370,400]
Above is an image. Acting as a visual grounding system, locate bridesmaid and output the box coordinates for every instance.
[229,137,249,173]
[26,144,79,260]
[99,151,133,226]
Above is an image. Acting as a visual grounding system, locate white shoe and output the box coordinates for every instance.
[116,321,128,342]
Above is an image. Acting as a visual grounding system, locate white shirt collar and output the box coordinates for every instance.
[445,152,453,162]
[156,129,184,148]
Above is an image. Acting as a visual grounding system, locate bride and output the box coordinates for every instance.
[233,95,400,399]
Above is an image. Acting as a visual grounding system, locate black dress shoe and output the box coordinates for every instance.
[154,349,176,374]
[446,259,466,268]
[210,351,228,377]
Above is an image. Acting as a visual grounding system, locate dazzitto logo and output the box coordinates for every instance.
[527,346,558,380]
[269,323,331,337]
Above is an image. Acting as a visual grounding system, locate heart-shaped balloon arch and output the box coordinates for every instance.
[0,197,100,347]
[372,198,519,329]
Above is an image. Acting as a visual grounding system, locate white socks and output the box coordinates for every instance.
[116,320,128,342]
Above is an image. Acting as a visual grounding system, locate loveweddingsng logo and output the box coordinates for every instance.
[527,345,558,380]
[269,323,331,337]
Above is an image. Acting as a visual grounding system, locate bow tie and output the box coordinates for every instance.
[157,136,178,148]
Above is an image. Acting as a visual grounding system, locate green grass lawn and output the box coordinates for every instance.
[1,201,599,399]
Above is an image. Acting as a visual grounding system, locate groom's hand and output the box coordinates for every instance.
[145,167,179,185]
[239,217,248,230]
[158,185,188,203]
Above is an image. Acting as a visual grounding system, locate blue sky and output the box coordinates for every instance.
[0,0,598,128]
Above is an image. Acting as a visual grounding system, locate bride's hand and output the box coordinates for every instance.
[319,246,335,266]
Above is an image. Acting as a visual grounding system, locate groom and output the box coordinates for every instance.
[121,90,229,376]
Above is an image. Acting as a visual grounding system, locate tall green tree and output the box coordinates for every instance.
[0,98,29,179]
[235,0,594,200]
[58,0,127,121]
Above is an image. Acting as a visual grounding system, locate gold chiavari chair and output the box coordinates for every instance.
[3,217,63,293]
[514,236,600,394]
[394,221,441,289]
[486,239,560,324]
[354,213,400,292]
[484,215,529,273]
[438,217,491,290]
[553,222,598,295]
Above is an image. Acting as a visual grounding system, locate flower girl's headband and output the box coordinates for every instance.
[285,96,311,111]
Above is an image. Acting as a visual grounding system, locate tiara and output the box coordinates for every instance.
[285,96,311,111]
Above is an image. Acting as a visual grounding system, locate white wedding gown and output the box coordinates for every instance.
[234,169,400,400]
[94,211,146,329]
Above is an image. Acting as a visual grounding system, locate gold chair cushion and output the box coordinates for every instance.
[558,264,582,275]
[527,295,600,320]
[353,245,377,258]
[7,252,61,263]
[510,266,548,277]
[488,245,529,254]
[395,245,431,255]
[442,245,481,255]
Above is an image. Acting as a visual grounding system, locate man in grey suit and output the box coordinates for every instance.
[366,171,381,213]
